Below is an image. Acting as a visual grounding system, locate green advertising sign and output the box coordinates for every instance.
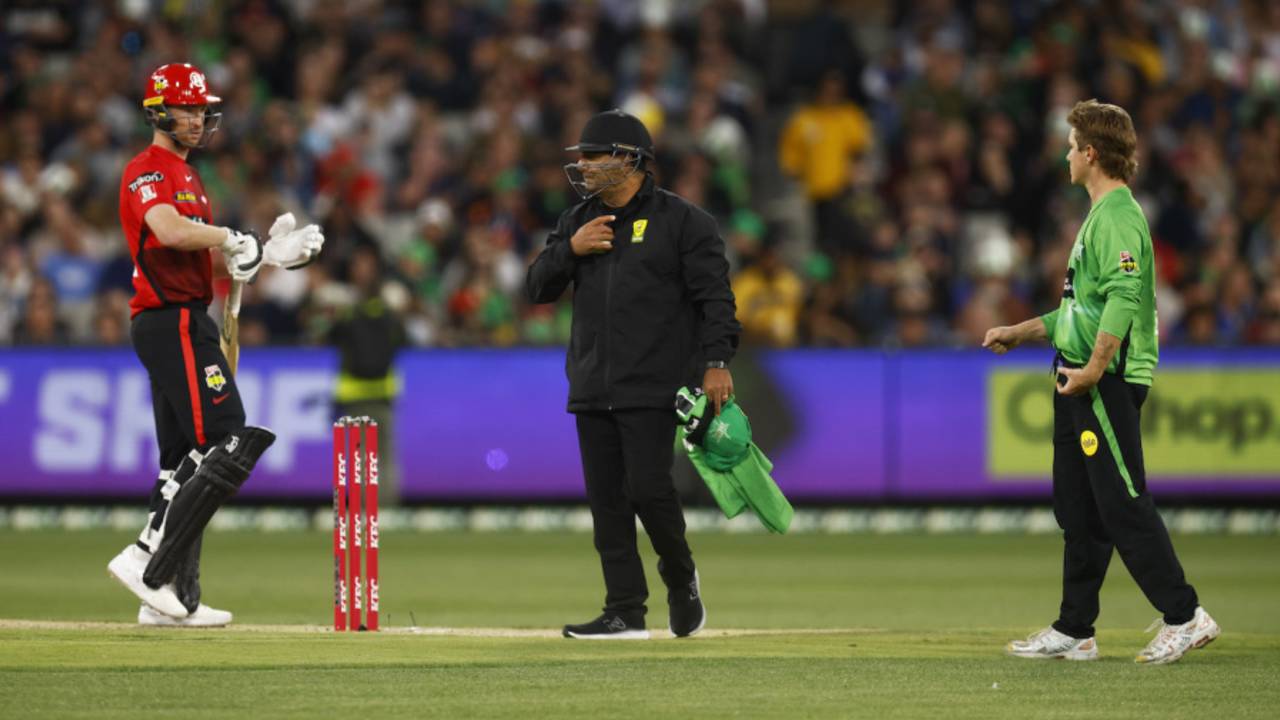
[988,369,1280,478]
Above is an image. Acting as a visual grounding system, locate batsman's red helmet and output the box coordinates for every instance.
[143,63,221,109]
[143,63,223,148]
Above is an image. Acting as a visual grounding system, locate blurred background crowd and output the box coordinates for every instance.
[2,0,1279,351]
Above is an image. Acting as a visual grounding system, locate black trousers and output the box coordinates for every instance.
[575,409,696,621]
[813,195,855,258]
[1051,373,1198,639]
[131,303,245,496]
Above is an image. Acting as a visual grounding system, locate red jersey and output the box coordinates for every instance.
[119,144,215,317]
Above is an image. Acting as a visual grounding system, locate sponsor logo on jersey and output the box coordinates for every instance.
[174,190,198,203]
[631,219,648,243]
[128,172,164,193]
[1119,250,1136,274]
[139,185,157,203]
[1080,430,1099,457]
[205,364,227,392]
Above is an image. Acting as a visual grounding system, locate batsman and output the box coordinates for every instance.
[107,63,324,626]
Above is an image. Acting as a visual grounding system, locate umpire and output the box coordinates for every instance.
[527,109,740,639]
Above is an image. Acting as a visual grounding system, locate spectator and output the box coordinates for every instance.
[0,241,35,344]
[779,68,873,257]
[12,277,69,345]
[91,289,130,346]
[733,239,804,348]
[326,246,408,504]
[29,196,109,342]
[0,2,1277,350]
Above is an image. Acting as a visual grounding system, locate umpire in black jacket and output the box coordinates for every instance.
[527,109,740,639]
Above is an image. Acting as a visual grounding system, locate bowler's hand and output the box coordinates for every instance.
[570,214,615,256]
[1056,366,1101,396]
[982,325,1020,354]
[703,368,734,416]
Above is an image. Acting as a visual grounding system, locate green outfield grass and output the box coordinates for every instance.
[2,529,1278,718]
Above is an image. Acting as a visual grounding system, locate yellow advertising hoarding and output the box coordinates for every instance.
[988,369,1280,478]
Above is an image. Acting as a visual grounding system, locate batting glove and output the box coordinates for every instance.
[263,212,324,269]
[221,228,264,282]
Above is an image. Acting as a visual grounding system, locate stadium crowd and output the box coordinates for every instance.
[2,0,1279,349]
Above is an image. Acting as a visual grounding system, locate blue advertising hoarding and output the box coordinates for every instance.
[0,347,1277,502]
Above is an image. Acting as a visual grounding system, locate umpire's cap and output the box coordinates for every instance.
[566,109,655,160]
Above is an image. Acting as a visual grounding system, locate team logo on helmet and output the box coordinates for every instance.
[152,75,169,94]
[190,72,207,92]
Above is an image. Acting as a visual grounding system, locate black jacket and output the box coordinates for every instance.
[526,176,740,412]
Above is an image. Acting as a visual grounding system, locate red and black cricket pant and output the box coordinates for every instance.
[131,302,245,480]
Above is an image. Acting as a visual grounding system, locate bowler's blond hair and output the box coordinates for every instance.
[1068,99,1138,182]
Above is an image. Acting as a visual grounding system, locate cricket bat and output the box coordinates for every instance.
[220,279,244,375]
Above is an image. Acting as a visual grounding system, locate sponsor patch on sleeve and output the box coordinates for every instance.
[1118,250,1137,274]
[139,184,157,203]
[174,190,198,203]
[127,171,164,193]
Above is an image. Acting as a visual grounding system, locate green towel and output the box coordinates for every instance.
[684,444,748,518]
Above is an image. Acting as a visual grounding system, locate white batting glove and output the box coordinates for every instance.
[263,212,324,269]
[269,212,297,239]
[221,228,264,282]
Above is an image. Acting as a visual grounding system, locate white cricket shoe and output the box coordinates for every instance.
[139,603,232,627]
[1006,627,1099,660]
[1135,606,1220,665]
[107,544,189,619]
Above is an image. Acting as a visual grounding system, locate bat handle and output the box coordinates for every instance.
[227,280,244,318]
[222,280,244,376]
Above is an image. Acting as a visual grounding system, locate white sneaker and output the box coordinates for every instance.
[139,603,232,627]
[1136,606,1220,665]
[1006,627,1099,660]
[107,544,190,619]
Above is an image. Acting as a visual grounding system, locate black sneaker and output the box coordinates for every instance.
[668,570,706,638]
[562,613,650,640]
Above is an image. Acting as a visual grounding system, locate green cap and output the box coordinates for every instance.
[675,387,752,471]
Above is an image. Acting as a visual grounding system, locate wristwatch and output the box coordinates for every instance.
[705,360,728,370]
